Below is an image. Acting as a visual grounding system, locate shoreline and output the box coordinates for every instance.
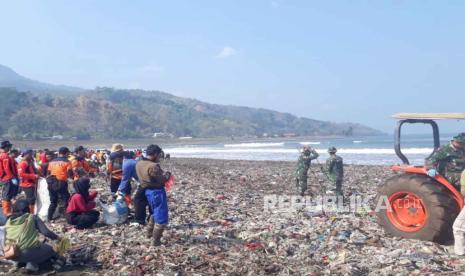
[8,134,388,150]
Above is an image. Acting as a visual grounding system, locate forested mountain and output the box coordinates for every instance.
[0,65,381,140]
[0,64,82,95]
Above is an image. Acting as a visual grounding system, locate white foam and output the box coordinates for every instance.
[299,141,321,145]
[336,148,433,154]
[166,147,434,155]
[224,142,284,148]
[353,140,363,144]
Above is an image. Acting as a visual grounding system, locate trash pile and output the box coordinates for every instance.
[1,158,465,275]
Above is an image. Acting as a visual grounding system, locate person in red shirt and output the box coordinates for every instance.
[0,141,19,216]
[65,177,100,229]
[40,149,49,165]
[18,149,39,214]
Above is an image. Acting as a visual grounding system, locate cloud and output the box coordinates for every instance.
[215,46,237,59]
[270,1,280,8]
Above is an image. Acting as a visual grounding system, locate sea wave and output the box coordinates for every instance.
[223,142,284,148]
[299,141,321,145]
[166,147,434,155]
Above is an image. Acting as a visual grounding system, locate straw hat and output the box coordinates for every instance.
[111,143,124,152]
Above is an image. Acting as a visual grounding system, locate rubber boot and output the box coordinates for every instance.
[146,216,154,238]
[29,204,35,214]
[152,225,165,246]
[2,200,12,217]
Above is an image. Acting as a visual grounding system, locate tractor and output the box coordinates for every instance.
[376,113,465,244]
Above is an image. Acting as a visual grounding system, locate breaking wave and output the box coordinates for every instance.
[299,141,321,145]
[167,147,433,155]
[223,142,284,148]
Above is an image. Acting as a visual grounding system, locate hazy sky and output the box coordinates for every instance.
[1,0,465,132]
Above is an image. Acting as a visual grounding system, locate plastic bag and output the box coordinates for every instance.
[35,178,50,221]
[100,200,129,225]
[0,226,5,256]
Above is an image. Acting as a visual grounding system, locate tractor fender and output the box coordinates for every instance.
[391,165,464,210]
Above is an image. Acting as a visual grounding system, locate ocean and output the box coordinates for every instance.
[163,134,454,165]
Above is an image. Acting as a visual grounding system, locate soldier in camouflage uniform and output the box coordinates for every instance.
[326,147,344,196]
[426,133,465,192]
[295,146,319,196]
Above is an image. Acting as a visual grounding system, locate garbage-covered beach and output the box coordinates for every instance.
[3,158,465,275]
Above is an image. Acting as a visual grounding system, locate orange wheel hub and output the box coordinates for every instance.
[387,192,428,232]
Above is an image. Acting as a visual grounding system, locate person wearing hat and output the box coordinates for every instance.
[70,146,96,181]
[326,147,344,196]
[426,133,465,190]
[107,144,125,197]
[295,146,319,196]
[0,140,19,216]
[18,149,39,214]
[47,147,73,221]
[136,144,172,246]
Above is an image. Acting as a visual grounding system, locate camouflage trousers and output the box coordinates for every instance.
[295,175,308,196]
[329,175,343,195]
[445,172,465,196]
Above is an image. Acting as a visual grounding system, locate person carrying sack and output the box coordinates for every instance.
[4,200,64,273]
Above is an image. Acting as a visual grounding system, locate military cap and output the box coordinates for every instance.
[328,146,337,153]
[453,133,465,143]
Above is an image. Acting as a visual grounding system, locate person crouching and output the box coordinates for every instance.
[5,200,64,273]
[135,145,172,246]
[65,178,100,229]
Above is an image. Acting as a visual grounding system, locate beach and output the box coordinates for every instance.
[3,157,464,275]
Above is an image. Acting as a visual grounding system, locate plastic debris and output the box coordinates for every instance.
[0,158,461,274]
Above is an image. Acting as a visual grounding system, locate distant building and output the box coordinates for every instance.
[51,135,64,140]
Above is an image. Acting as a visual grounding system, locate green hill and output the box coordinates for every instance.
[0,65,382,140]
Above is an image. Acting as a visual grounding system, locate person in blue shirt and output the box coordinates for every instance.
[116,151,138,208]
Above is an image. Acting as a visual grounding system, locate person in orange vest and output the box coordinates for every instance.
[40,151,56,177]
[0,141,20,216]
[71,146,96,181]
[107,144,125,197]
[18,149,39,214]
[47,147,73,221]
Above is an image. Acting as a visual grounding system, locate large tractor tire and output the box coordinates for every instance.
[376,174,460,244]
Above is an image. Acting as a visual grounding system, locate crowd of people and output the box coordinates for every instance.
[3,133,465,272]
[0,140,171,273]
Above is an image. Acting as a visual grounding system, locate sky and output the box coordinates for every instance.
[1,0,465,133]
